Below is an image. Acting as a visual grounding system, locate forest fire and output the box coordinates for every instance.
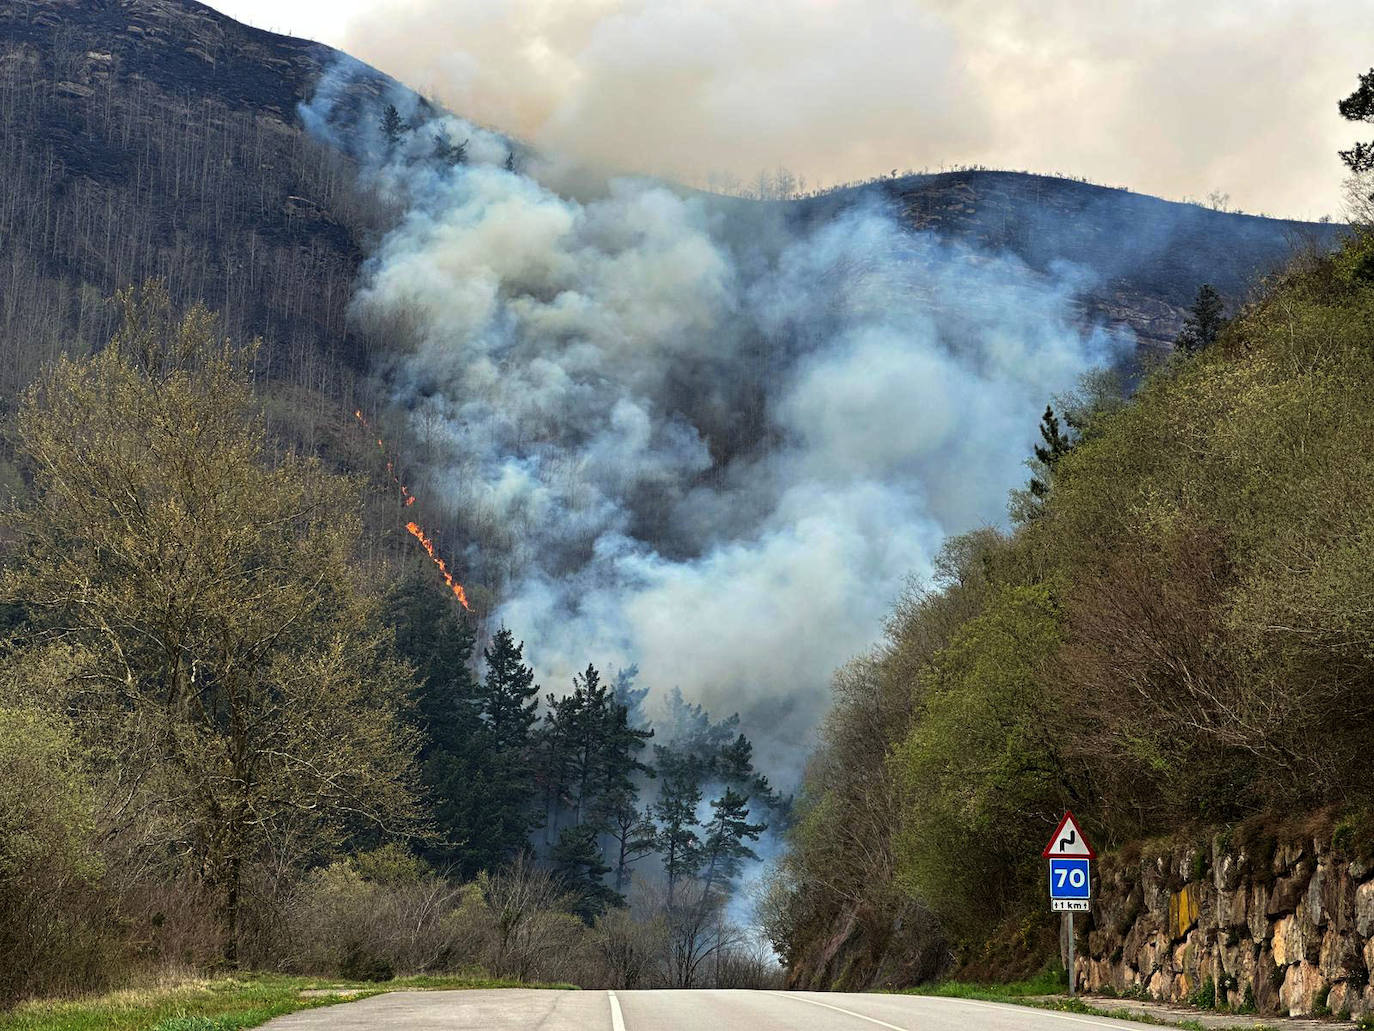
[405,521,471,609]
[355,409,471,610]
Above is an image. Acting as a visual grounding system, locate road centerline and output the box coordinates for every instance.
[608,989,626,1031]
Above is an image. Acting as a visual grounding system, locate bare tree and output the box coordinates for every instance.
[481,854,569,981]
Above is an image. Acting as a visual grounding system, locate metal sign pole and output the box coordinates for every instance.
[1065,911,1075,995]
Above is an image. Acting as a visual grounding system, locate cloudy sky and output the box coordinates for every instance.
[219,0,1369,223]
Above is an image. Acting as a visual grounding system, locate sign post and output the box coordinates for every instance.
[1043,812,1095,996]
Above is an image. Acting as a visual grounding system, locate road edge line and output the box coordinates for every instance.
[877,993,1170,1031]
[766,991,909,1030]
[608,989,626,1031]
[933,996,1162,1031]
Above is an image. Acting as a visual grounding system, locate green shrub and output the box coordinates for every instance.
[1333,231,1374,286]
[0,706,108,1006]
[1189,976,1216,1010]
[1313,984,1331,1018]
[1236,984,1258,1017]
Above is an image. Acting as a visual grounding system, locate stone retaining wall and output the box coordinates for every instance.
[1081,819,1374,1019]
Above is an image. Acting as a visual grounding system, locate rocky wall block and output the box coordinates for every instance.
[1082,823,1374,1020]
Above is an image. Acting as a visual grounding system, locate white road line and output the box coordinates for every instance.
[608,989,627,1031]
[772,992,1150,1031]
[767,992,911,1030]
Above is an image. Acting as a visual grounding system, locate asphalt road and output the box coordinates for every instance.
[264,988,1157,1030]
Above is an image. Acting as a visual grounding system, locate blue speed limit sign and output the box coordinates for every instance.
[1049,857,1091,900]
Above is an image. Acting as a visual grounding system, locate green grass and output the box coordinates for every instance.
[896,966,1067,1000]
[0,973,568,1031]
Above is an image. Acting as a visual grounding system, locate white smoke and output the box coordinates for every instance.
[323,0,1372,221]
[302,66,1129,779]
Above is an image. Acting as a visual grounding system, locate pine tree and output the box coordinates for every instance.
[717,733,782,814]
[536,664,652,836]
[614,665,649,727]
[567,664,608,825]
[551,823,620,922]
[590,686,654,829]
[1028,405,1073,499]
[432,130,468,166]
[653,769,703,904]
[484,628,539,754]
[384,573,495,874]
[380,104,406,156]
[1175,284,1227,355]
[607,792,658,894]
[698,789,765,894]
[480,628,541,864]
[535,690,578,847]
[1339,68,1374,176]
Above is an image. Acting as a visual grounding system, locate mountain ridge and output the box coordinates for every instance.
[0,0,1348,382]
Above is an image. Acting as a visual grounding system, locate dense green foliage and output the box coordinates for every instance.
[2,284,422,976]
[773,232,1374,981]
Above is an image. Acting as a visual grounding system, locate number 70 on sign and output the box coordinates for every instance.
[1048,857,1091,900]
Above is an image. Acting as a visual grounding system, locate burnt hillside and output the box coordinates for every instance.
[0,0,1348,406]
[803,171,1347,348]
[0,0,390,415]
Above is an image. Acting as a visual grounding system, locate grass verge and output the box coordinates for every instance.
[904,967,1067,1000]
[0,973,569,1031]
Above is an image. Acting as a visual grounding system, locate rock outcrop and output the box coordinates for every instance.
[1082,816,1374,1019]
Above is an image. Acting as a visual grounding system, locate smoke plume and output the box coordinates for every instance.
[328,0,1373,221]
[302,69,1128,779]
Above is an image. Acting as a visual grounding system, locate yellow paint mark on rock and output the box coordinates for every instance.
[1170,884,1200,940]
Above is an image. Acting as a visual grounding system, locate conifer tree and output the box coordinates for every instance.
[1339,68,1374,176]
[534,690,578,847]
[483,628,539,754]
[717,732,783,815]
[698,789,766,894]
[1028,405,1073,499]
[535,664,652,838]
[551,823,620,922]
[607,792,658,894]
[653,769,703,904]
[614,665,649,727]
[381,104,406,156]
[1175,284,1227,355]
[384,574,494,874]
[481,627,541,863]
[431,130,468,166]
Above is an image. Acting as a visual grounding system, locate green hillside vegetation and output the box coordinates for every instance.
[769,230,1374,983]
[0,285,783,1010]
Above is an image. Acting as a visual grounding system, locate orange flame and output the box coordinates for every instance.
[406,521,471,609]
[355,409,471,610]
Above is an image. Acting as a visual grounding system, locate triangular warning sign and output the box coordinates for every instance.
[1042,811,1096,858]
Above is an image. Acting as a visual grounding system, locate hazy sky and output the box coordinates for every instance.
[216,0,1372,221]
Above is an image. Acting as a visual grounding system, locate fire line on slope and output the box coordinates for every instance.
[355,409,471,610]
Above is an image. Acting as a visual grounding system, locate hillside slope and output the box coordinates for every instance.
[803,171,1346,348]
[0,0,1347,403]
[0,0,383,408]
[771,233,1374,1009]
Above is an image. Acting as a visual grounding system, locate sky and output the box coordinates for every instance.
[213,0,1371,221]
